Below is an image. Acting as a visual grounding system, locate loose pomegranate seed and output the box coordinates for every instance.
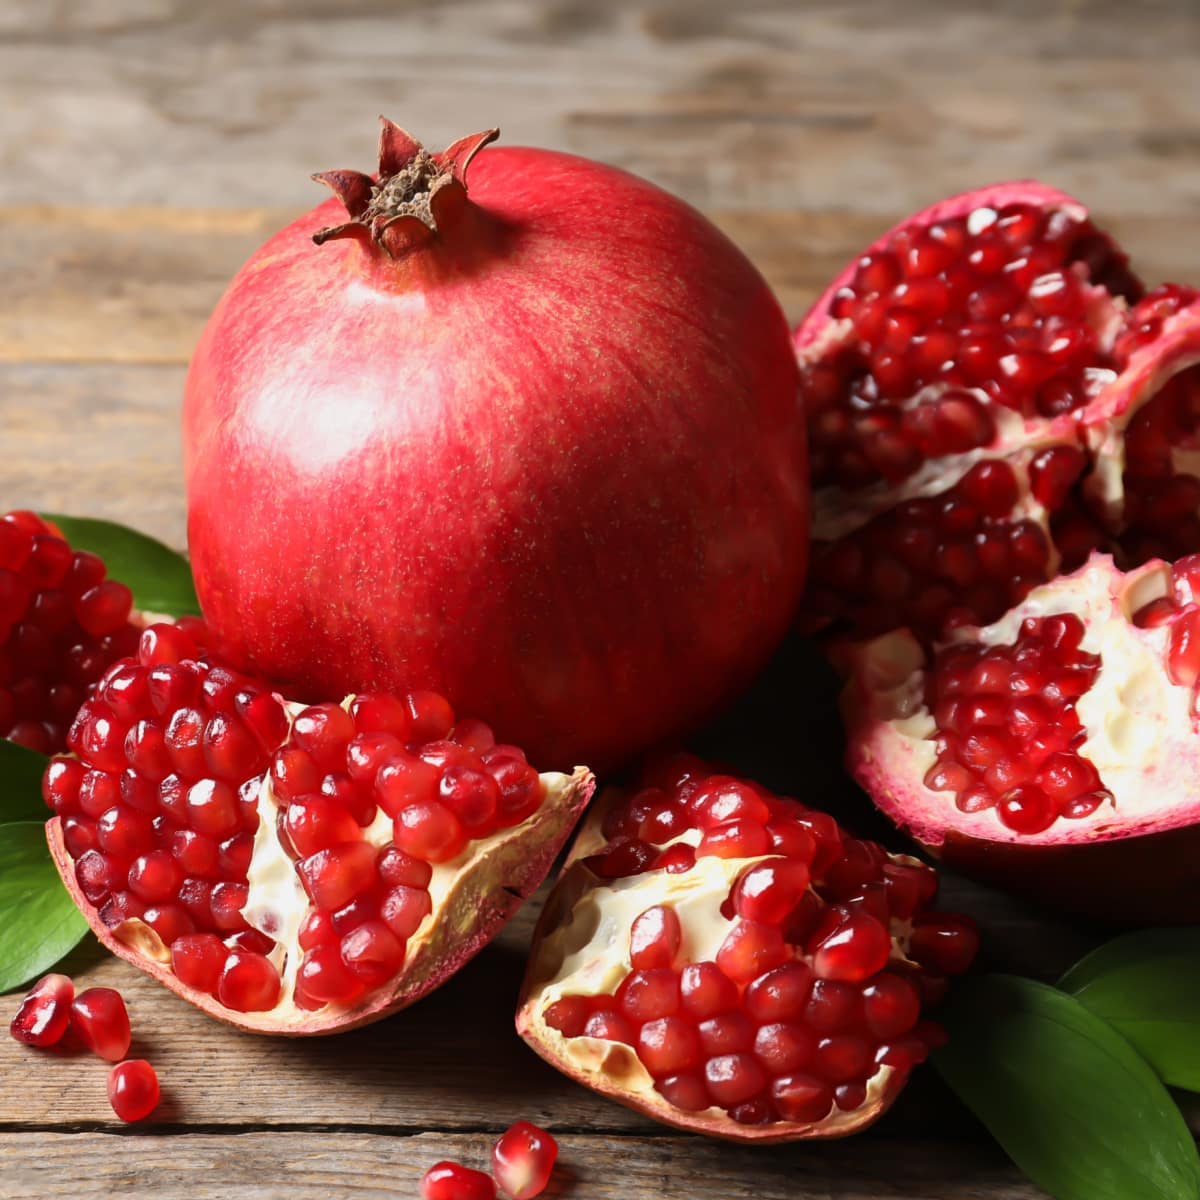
[9,973,74,1047]
[492,1121,558,1200]
[108,1059,160,1122]
[421,1161,496,1200]
[69,987,131,1061]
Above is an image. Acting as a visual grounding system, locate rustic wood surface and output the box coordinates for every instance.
[3,0,1198,1196]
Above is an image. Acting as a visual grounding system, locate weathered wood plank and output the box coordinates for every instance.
[3,206,1197,366]
[0,1130,1046,1199]
[1,0,1198,218]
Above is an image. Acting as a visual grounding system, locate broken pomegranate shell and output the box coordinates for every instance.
[45,623,593,1034]
[794,182,1200,644]
[843,552,1200,922]
[516,759,977,1142]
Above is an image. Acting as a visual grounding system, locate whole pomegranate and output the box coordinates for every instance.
[183,120,808,772]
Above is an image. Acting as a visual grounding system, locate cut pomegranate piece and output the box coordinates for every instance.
[844,553,1200,920]
[794,184,1200,645]
[9,974,74,1047]
[492,1121,558,1200]
[516,761,977,1142]
[108,1058,160,1122]
[421,1161,496,1200]
[45,624,593,1035]
[0,511,145,754]
[69,987,131,1061]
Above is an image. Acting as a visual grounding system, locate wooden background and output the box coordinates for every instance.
[2,0,1199,1195]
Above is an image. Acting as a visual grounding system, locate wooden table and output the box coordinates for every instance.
[3,1,1198,1195]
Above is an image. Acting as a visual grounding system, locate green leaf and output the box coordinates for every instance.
[1060,929,1200,1092]
[934,974,1200,1200]
[0,740,49,823]
[0,822,88,993]
[42,513,200,617]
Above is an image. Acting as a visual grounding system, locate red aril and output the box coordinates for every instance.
[45,623,593,1034]
[183,119,808,775]
[9,974,74,1047]
[492,1121,558,1200]
[108,1059,159,1122]
[421,1161,496,1200]
[517,760,977,1142]
[69,987,131,1061]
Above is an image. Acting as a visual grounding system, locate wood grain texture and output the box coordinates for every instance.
[5,0,1200,1195]
[0,1132,1044,1200]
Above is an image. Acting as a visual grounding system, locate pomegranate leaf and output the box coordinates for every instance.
[0,822,88,992]
[934,974,1200,1200]
[0,740,49,823]
[41,513,201,617]
[1059,930,1200,1092]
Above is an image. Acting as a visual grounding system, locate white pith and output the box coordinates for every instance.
[110,694,584,1025]
[846,554,1200,846]
[521,808,935,1133]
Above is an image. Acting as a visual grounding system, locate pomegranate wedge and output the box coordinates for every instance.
[517,758,977,1141]
[45,622,593,1034]
[844,553,1200,921]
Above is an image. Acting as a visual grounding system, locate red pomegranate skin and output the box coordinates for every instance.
[183,141,808,771]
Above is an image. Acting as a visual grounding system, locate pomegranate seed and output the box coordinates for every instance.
[405,691,455,741]
[679,961,738,1018]
[813,1034,873,1083]
[582,1008,634,1044]
[340,920,406,985]
[492,1120,558,1200]
[9,974,74,1046]
[697,1010,755,1055]
[909,914,980,975]
[656,1070,711,1111]
[543,996,595,1037]
[743,962,815,1022]
[704,1053,767,1107]
[772,1073,834,1123]
[812,913,892,983]
[754,1022,817,1074]
[733,858,811,924]
[69,987,131,1061]
[217,951,281,1012]
[637,1016,704,1077]
[629,905,681,970]
[393,801,467,863]
[861,974,921,1038]
[296,943,365,1007]
[380,885,432,940]
[284,795,363,857]
[420,1162,496,1200]
[298,841,379,910]
[616,968,679,1022]
[108,1059,160,1122]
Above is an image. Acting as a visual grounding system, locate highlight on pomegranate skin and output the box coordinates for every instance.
[794,182,1200,646]
[844,552,1200,920]
[516,758,978,1142]
[0,510,144,754]
[43,621,594,1035]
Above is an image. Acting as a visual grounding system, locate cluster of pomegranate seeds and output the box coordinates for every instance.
[0,510,143,754]
[421,1121,558,1200]
[9,975,155,1122]
[921,613,1109,833]
[44,622,288,1013]
[805,203,1137,491]
[1132,555,1200,695]
[547,761,978,1127]
[804,458,1090,641]
[47,622,546,1014]
[1118,360,1200,564]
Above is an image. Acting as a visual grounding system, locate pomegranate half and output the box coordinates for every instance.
[517,757,977,1141]
[44,621,593,1034]
[183,119,809,774]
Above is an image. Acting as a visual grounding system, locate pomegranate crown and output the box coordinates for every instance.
[312,117,499,259]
